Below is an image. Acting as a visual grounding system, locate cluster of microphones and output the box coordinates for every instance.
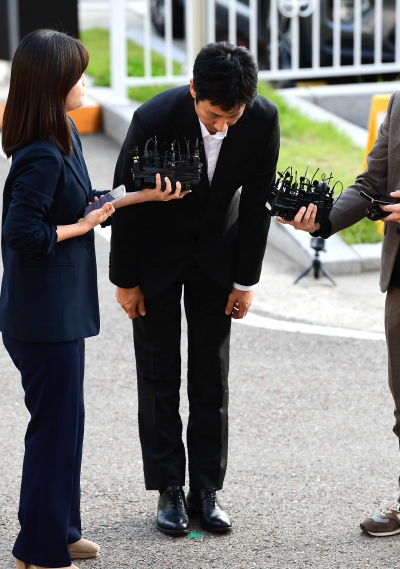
[130,137,202,193]
[266,164,342,222]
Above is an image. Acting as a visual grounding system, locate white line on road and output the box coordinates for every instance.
[96,225,111,241]
[234,312,385,341]
[95,226,385,342]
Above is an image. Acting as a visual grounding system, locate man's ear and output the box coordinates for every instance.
[189,79,196,99]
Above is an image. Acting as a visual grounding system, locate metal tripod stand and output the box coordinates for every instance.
[294,237,336,286]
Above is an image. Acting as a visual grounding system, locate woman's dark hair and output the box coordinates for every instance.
[2,29,89,157]
[192,41,258,111]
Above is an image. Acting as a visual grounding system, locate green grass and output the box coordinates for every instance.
[80,27,381,244]
[80,27,182,102]
[337,216,383,243]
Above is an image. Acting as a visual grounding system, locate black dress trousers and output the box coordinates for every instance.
[133,261,231,491]
[3,335,85,568]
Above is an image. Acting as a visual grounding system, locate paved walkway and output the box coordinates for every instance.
[0,133,395,569]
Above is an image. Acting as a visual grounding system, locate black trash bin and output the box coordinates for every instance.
[0,0,79,60]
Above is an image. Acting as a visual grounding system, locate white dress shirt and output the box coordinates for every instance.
[199,118,253,292]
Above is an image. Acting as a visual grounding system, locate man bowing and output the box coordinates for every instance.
[110,41,280,535]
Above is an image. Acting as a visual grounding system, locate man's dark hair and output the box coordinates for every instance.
[192,41,258,111]
[3,29,88,157]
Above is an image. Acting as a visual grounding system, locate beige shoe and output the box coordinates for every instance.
[15,560,34,569]
[68,538,100,559]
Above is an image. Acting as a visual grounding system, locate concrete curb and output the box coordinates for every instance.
[89,87,141,146]
[88,85,381,275]
[268,218,381,275]
[282,80,400,130]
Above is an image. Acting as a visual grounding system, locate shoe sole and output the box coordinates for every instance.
[156,525,189,536]
[200,523,232,533]
[187,506,232,533]
[360,523,400,537]
[70,552,99,559]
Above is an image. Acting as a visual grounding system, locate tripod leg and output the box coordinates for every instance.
[313,259,320,279]
[294,265,313,284]
[320,264,337,286]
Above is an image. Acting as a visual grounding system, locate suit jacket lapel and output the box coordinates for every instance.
[63,137,90,197]
[72,133,91,185]
[204,111,250,216]
[170,89,251,208]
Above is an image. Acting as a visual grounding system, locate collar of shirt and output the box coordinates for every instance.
[199,119,228,140]
[198,119,228,185]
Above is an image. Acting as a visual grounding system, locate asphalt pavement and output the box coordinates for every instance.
[0,132,397,569]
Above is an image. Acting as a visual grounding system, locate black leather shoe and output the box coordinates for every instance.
[157,486,190,535]
[186,488,232,532]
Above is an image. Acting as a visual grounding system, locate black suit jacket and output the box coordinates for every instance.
[110,85,279,297]
[0,120,103,342]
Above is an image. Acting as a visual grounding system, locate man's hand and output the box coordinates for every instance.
[225,288,253,319]
[277,203,320,233]
[380,190,400,222]
[116,285,146,319]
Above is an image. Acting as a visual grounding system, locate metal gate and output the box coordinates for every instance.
[107,0,400,98]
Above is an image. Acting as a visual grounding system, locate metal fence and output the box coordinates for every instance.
[108,0,400,99]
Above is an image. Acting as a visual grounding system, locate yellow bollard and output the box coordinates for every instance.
[363,94,391,237]
[362,94,391,171]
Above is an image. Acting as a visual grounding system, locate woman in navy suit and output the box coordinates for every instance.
[0,30,188,569]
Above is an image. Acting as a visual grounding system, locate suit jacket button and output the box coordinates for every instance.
[86,241,93,250]
[396,228,400,235]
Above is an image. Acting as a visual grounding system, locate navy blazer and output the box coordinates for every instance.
[0,121,102,342]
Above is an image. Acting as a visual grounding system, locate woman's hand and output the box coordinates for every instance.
[78,201,115,231]
[57,201,114,242]
[277,203,320,233]
[113,174,192,209]
[140,173,191,202]
[380,190,400,222]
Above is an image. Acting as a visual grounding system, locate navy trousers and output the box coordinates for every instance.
[3,335,85,568]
